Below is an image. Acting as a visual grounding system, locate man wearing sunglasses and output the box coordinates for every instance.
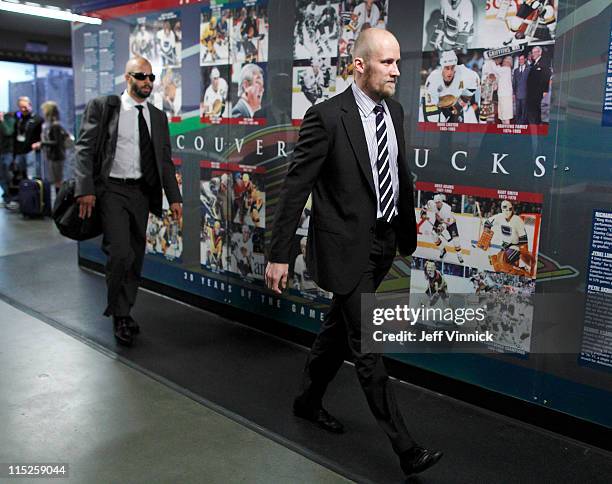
[74,57,183,347]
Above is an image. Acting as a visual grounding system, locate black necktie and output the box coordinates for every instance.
[374,103,395,223]
[135,105,158,188]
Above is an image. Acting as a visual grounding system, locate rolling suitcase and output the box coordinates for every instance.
[18,178,51,217]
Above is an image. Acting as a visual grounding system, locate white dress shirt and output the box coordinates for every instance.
[110,90,152,179]
[351,83,399,219]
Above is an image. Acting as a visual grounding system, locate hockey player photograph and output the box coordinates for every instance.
[420,0,556,133]
[146,212,183,262]
[481,0,557,48]
[199,163,229,272]
[200,65,230,121]
[227,223,264,282]
[155,13,181,68]
[200,163,228,233]
[338,0,388,57]
[476,200,537,278]
[232,171,266,228]
[470,269,496,296]
[230,2,269,64]
[130,20,156,63]
[409,257,463,306]
[422,0,475,52]
[291,236,318,295]
[419,193,465,264]
[288,235,333,300]
[478,285,534,354]
[231,225,254,278]
[291,57,336,122]
[146,167,183,262]
[158,68,181,119]
[201,218,226,272]
[413,183,542,278]
[294,0,341,61]
[350,0,387,32]
[200,10,230,65]
[423,259,450,307]
[419,50,481,124]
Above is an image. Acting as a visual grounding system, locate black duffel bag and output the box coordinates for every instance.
[52,179,102,241]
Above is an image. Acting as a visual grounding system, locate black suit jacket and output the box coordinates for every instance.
[74,94,182,217]
[269,87,417,295]
[13,112,42,156]
[526,59,550,101]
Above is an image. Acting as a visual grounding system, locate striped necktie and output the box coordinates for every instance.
[374,103,395,223]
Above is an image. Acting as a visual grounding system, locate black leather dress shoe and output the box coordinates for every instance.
[125,316,140,335]
[400,446,443,476]
[113,317,133,347]
[293,399,345,434]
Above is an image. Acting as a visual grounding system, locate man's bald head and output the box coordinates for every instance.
[353,28,398,63]
[352,29,401,102]
[125,56,152,75]
[124,57,154,102]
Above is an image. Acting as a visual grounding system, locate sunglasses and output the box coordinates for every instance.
[129,72,156,82]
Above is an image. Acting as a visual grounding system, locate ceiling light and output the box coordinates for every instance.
[0,0,102,24]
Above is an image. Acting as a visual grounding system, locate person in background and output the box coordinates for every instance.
[75,57,182,347]
[32,101,67,195]
[512,54,530,125]
[0,110,16,206]
[231,63,264,118]
[13,96,43,177]
[526,46,551,125]
[483,56,513,124]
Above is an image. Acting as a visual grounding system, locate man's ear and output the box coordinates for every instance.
[353,57,365,74]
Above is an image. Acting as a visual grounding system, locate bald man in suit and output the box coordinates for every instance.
[266,29,443,478]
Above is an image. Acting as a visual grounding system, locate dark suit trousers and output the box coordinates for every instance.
[515,98,528,125]
[100,181,149,317]
[527,96,542,125]
[299,222,416,455]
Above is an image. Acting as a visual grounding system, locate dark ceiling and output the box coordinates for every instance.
[0,0,73,40]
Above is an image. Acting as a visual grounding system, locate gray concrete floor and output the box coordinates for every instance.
[0,207,68,257]
[0,210,351,484]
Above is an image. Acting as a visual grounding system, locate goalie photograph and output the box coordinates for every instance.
[478,200,535,278]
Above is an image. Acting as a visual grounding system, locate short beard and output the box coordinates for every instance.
[363,65,391,100]
[131,83,151,99]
